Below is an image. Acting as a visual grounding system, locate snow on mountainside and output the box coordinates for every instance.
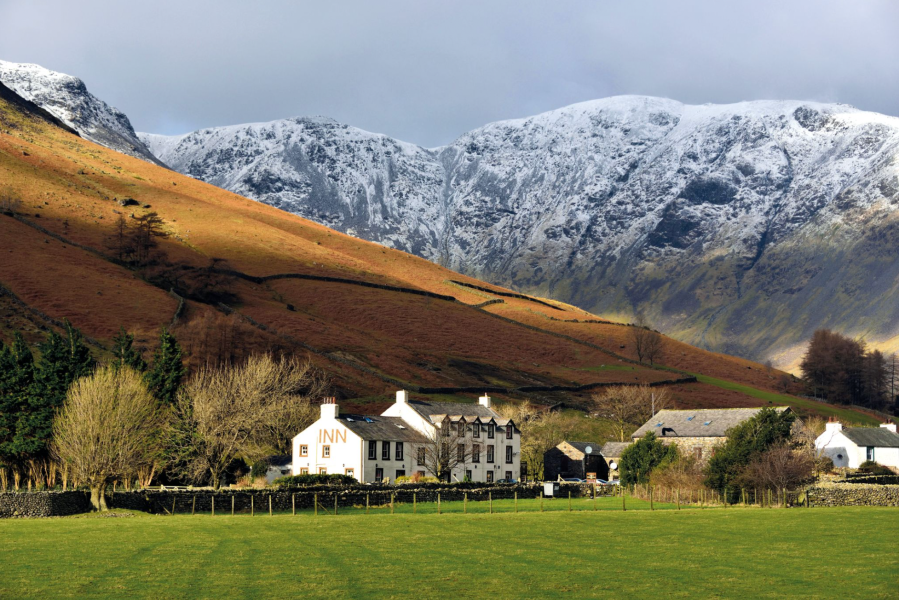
[0,60,164,166]
[142,96,899,368]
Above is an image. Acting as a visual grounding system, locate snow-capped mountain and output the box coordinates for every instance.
[143,96,899,367]
[0,60,164,166]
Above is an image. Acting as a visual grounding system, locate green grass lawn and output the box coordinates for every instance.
[691,373,882,425]
[0,501,896,599]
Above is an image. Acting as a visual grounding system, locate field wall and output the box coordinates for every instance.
[808,483,899,507]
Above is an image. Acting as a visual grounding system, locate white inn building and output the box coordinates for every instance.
[291,391,521,483]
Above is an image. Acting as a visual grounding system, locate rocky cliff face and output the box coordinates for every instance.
[0,60,164,166]
[143,96,899,367]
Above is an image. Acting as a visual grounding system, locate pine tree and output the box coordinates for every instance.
[111,327,147,372]
[145,328,185,405]
[0,334,35,471]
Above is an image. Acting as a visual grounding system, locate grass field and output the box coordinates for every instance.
[1,502,896,599]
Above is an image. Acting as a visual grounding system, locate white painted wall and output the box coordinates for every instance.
[292,412,364,479]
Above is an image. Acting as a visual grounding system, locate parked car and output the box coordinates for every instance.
[561,478,586,483]
[496,479,518,484]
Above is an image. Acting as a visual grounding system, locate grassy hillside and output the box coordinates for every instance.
[0,89,879,423]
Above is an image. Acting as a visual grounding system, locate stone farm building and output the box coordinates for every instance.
[815,421,899,469]
[544,441,607,481]
[629,407,792,460]
[599,442,631,481]
[291,391,521,483]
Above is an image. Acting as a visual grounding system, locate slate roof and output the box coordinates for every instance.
[564,441,603,455]
[336,414,429,443]
[408,400,499,420]
[843,427,899,448]
[266,454,292,467]
[600,442,632,458]
[630,407,791,439]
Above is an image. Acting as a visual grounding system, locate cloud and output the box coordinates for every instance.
[1,0,897,146]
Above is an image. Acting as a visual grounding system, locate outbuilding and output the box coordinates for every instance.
[544,441,606,481]
[815,421,899,469]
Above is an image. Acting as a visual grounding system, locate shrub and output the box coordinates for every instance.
[396,475,440,484]
[735,443,814,491]
[857,461,893,476]
[649,453,704,492]
[250,460,271,479]
[272,474,357,487]
[620,432,678,485]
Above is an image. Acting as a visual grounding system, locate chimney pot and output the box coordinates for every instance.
[320,397,338,419]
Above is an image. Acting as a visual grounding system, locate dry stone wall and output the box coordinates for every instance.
[807,483,899,507]
[0,491,90,518]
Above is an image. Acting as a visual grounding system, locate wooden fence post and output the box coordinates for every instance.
[334,494,338,516]
[515,491,518,513]
[676,489,680,511]
[464,492,468,514]
[540,492,544,512]
[724,488,727,509]
[568,490,572,512]
[269,495,273,516]
[437,493,441,515]
[366,493,369,514]
[292,493,295,516]
[489,492,493,514]
[391,493,395,514]
[212,496,215,517]
[232,495,235,516]
[172,497,176,517]
[192,496,196,516]
[650,488,654,511]
[593,488,596,511]
[314,493,318,516]
[251,496,255,517]
[413,492,417,514]
[622,491,626,512]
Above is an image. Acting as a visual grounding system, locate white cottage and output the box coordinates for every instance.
[815,421,899,469]
[291,391,521,483]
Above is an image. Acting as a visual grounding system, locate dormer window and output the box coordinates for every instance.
[488,424,495,439]
[473,423,481,438]
[506,425,513,439]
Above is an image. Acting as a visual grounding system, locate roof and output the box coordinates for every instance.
[563,441,603,455]
[408,400,499,421]
[336,415,429,443]
[600,442,632,458]
[842,427,899,448]
[266,455,292,467]
[630,407,791,439]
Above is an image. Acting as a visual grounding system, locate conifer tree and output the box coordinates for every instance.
[145,328,185,405]
[0,334,35,477]
[110,327,147,372]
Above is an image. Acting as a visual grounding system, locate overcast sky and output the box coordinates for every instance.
[1,1,897,147]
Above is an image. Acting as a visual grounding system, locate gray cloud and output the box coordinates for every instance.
[1,0,897,147]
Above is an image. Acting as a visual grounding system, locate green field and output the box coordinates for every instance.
[691,373,882,425]
[0,500,896,599]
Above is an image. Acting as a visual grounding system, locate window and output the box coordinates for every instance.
[318,467,327,474]
[395,470,405,479]
[505,471,513,481]
[375,468,384,482]
[443,423,451,437]
[322,445,330,458]
[417,447,426,466]
[488,424,495,439]
[486,471,494,483]
[300,467,309,475]
[457,443,465,462]
[465,470,472,481]
[506,425,513,439]
[472,444,481,463]
[693,447,703,460]
[505,446,513,464]
[867,447,875,462]
[300,445,308,457]
[395,442,404,461]
[368,441,377,460]
[473,423,480,438]
[416,470,426,479]
[345,468,355,478]
[487,445,494,463]
[382,441,391,461]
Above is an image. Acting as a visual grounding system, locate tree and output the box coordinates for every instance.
[421,419,470,482]
[128,211,169,265]
[144,328,185,405]
[105,214,135,262]
[110,327,147,372]
[52,367,164,510]
[704,407,795,492]
[631,314,663,365]
[169,354,327,488]
[0,185,22,215]
[0,333,35,489]
[619,431,677,485]
[591,385,670,442]
[735,443,814,492]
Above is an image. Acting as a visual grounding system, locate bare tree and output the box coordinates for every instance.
[736,443,814,491]
[421,419,470,482]
[169,354,327,488]
[631,314,663,365]
[591,385,671,442]
[52,367,165,511]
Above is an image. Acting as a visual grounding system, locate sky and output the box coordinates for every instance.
[1,0,897,147]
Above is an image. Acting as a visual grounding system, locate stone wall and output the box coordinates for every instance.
[1,483,616,517]
[0,491,91,518]
[807,483,899,507]
[657,437,724,462]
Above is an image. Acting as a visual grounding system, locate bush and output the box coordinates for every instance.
[857,461,893,476]
[735,443,814,492]
[649,453,704,492]
[396,475,440,484]
[272,474,357,487]
[620,432,678,485]
[250,460,271,479]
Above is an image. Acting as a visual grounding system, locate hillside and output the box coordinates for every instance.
[0,85,880,425]
[140,97,899,373]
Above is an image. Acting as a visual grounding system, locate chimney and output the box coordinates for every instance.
[320,396,338,420]
[479,394,492,409]
[396,390,409,404]
[825,419,842,433]
[880,421,897,433]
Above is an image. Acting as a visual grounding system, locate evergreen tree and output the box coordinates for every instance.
[619,431,677,485]
[110,327,147,372]
[18,322,95,459]
[0,334,35,470]
[145,328,185,405]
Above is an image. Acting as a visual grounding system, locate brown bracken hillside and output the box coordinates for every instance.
[0,85,880,423]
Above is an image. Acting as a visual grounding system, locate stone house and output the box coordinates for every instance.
[815,421,899,469]
[629,407,792,460]
[544,441,607,481]
[599,441,631,480]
